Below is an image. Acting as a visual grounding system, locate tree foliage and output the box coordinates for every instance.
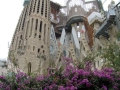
[101,43,120,71]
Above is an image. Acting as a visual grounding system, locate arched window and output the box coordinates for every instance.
[38,48,40,53]
[41,45,43,48]
[35,19,38,30]
[43,50,45,53]
[39,21,42,32]
[39,35,41,39]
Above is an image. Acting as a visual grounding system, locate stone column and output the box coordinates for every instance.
[24,20,29,40]
[32,18,36,37]
[28,18,32,37]
[43,0,46,17]
[74,23,78,37]
[20,6,27,31]
[46,0,49,19]
[39,0,42,15]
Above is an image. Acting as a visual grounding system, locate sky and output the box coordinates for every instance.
[0,0,119,60]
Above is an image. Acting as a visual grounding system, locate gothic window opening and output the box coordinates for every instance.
[35,19,38,30]
[39,35,41,39]
[41,45,43,48]
[43,50,45,53]
[39,21,42,32]
[38,48,40,53]
[30,18,34,37]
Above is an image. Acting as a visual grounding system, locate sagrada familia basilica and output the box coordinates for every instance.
[8,0,120,74]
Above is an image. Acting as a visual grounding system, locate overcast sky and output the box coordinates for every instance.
[0,0,119,60]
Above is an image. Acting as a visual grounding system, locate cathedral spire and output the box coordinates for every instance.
[9,0,51,74]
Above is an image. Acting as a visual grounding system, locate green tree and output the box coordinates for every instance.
[101,43,120,71]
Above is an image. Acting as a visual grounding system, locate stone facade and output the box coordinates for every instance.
[9,0,51,74]
[8,0,120,74]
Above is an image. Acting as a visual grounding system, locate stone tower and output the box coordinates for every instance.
[8,0,51,74]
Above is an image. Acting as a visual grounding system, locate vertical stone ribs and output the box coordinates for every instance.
[9,0,51,74]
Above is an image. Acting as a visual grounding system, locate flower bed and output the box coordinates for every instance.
[0,57,120,90]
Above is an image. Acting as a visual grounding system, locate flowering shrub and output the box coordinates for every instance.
[0,57,120,90]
